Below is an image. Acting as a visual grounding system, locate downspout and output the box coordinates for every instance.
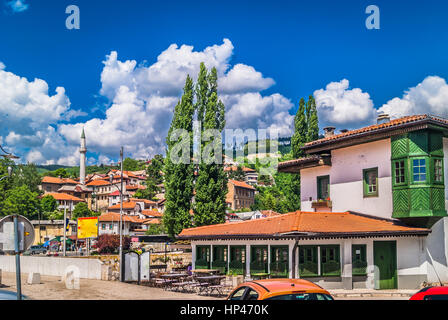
[291,239,299,278]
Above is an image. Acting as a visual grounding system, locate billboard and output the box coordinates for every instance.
[77,217,98,239]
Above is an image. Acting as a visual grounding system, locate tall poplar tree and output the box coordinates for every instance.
[306,95,319,143]
[291,97,307,158]
[163,75,195,238]
[193,66,228,226]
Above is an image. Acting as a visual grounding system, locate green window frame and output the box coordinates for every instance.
[196,245,210,269]
[320,245,341,276]
[212,246,228,274]
[299,245,318,277]
[393,160,406,185]
[352,245,367,276]
[270,246,289,278]
[229,246,246,275]
[363,167,378,197]
[317,175,330,200]
[250,246,268,275]
[412,158,427,183]
[433,158,444,184]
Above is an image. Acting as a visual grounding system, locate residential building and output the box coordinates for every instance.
[31,219,77,245]
[57,184,93,210]
[98,212,147,236]
[87,180,122,212]
[40,176,78,194]
[224,166,259,185]
[226,179,255,210]
[180,114,448,290]
[44,192,84,217]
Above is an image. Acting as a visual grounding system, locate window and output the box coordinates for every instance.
[352,244,367,276]
[299,246,318,276]
[413,159,426,182]
[320,245,341,276]
[434,159,443,183]
[229,287,247,300]
[246,289,259,300]
[266,293,333,300]
[317,175,330,200]
[101,224,106,230]
[394,160,406,184]
[109,224,113,230]
[363,168,378,197]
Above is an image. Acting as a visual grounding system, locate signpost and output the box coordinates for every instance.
[0,215,35,300]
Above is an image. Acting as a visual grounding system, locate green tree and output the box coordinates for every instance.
[306,95,319,142]
[49,168,70,178]
[41,194,57,214]
[2,185,41,220]
[11,163,42,194]
[136,154,164,200]
[72,202,94,219]
[122,158,141,171]
[228,166,245,182]
[193,65,228,227]
[163,75,195,238]
[291,98,307,158]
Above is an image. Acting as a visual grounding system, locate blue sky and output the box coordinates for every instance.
[1,0,448,164]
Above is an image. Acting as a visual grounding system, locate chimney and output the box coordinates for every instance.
[377,113,390,124]
[323,126,336,138]
[340,129,348,134]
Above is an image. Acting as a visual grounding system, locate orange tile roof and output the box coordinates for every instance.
[86,180,111,186]
[45,192,84,202]
[143,218,162,225]
[179,211,430,239]
[98,212,144,223]
[108,201,138,210]
[224,166,256,172]
[229,179,255,190]
[130,198,158,205]
[42,176,78,185]
[141,209,163,217]
[304,114,448,149]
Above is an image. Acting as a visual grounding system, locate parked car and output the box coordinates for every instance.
[24,245,47,255]
[0,290,29,300]
[227,278,334,300]
[410,286,448,300]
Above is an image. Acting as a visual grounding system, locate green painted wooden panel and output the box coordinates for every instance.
[408,132,428,155]
[431,188,446,212]
[392,189,409,215]
[391,135,408,159]
[373,241,397,289]
[430,132,444,156]
[410,188,430,212]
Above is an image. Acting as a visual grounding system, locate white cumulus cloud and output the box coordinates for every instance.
[313,79,377,129]
[378,76,448,119]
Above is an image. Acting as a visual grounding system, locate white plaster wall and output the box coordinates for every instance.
[425,217,448,283]
[0,256,103,279]
[300,139,393,219]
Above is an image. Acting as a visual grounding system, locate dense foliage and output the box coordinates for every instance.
[97,234,131,254]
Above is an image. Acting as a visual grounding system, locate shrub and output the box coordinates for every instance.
[96,234,131,254]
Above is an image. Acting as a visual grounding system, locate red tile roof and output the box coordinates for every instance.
[98,212,144,223]
[142,209,163,217]
[304,114,448,149]
[229,179,255,190]
[178,211,430,239]
[45,192,84,202]
[224,166,256,172]
[42,176,78,185]
[108,201,138,210]
[86,180,111,186]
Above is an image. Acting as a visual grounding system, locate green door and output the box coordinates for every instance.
[373,241,397,289]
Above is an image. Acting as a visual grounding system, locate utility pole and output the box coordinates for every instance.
[63,204,67,256]
[119,146,124,282]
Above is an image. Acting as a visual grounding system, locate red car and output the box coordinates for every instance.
[410,286,448,300]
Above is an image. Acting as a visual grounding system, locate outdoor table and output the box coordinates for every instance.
[251,273,270,280]
[195,275,226,296]
[192,269,220,276]
[159,273,188,289]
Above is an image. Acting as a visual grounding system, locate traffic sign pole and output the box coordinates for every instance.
[13,215,22,300]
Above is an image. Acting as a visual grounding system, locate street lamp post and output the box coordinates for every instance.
[109,146,124,282]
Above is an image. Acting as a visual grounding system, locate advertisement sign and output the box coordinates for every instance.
[77,217,98,239]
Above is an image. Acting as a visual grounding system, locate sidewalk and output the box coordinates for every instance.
[328,288,416,298]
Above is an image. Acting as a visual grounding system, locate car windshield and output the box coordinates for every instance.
[266,293,334,300]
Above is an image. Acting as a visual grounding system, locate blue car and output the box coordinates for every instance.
[0,290,29,300]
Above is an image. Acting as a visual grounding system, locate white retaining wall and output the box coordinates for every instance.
[0,256,103,280]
